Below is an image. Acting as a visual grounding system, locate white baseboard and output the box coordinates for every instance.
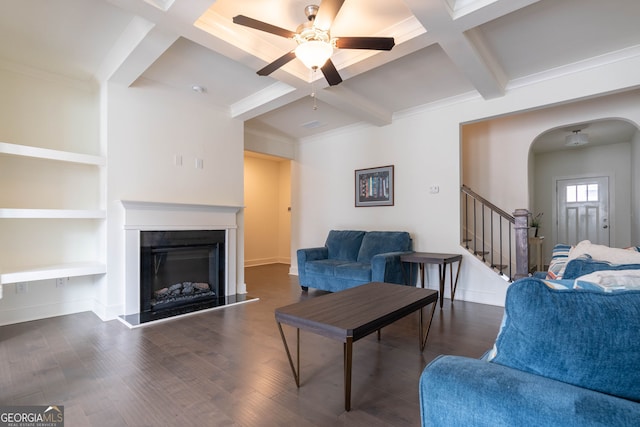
[92,299,124,322]
[0,299,95,326]
[244,258,290,267]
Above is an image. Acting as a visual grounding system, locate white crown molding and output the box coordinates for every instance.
[298,121,372,144]
[0,58,95,92]
[394,91,481,121]
[507,44,640,91]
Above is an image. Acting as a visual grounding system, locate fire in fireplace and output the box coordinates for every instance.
[140,230,225,315]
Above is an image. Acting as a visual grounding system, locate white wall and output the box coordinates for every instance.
[245,128,295,160]
[292,54,640,307]
[278,160,291,263]
[98,79,244,320]
[244,154,291,266]
[632,131,640,244]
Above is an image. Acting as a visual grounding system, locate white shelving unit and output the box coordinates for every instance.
[0,262,107,285]
[0,208,106,219]
[0,142,106,286]
[0,142,105,166]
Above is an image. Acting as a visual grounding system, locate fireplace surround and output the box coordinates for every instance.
[118,200,251,327]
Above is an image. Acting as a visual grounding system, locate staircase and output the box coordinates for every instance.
[461,185,530,281]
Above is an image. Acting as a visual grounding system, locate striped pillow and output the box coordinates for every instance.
[545,244,572,280]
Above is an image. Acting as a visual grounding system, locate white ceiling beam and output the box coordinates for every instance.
[404,0,509,99]
[96,16,178,86]
[99,0,214,86]
[451,0,541,30]
[316,85,393,126]
[231,82,303,120]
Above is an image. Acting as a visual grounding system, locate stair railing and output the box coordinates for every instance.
[461,185,529,281]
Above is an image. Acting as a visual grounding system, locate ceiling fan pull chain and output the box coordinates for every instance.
[311,68,318,110]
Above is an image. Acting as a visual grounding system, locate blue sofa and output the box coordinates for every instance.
[297,230,414,292]
[419,277,640,426]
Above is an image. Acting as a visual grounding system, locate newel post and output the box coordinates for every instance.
[513,209,530,280]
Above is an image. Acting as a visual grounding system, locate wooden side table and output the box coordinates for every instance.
[401,252,463,308]
[528,236,544,272]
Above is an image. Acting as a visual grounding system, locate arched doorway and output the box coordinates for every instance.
[531,118,639,260]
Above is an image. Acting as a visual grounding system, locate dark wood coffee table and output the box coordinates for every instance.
[275,282,438,411]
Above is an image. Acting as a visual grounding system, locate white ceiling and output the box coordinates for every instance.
[1,0,639,145]
[532,119,639,154]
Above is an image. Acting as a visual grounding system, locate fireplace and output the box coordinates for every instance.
[118,200,254,328]
[140,230,225,313]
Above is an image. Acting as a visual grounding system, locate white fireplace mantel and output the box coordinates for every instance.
[120,200,243,230]
[119,200,243,316]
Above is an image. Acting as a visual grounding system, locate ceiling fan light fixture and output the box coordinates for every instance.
[295,40,333,69]
[565,130,589,146]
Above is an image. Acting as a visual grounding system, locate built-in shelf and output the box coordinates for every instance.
[0,142,107,295]
[0,208,106,219]
[0,262,106,284]
[0,142,105,166]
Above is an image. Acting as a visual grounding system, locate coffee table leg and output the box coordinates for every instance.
[344,337,353,411]
[277,322,300,387]
[438,263,447,308]
[419,299,438,351]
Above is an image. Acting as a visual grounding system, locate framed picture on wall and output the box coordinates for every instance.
[355,165,394,207]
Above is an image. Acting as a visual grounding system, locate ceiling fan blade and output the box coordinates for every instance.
[321,59,343,86]
[335,37,395,51]
[314,0,345,30]
[257,51,297,76]
[232,15,295,39]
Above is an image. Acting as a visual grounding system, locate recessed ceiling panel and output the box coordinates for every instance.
[478,0,640,80]
[248,96,363,139]
[341,44,476,112]
[0,0,133,80]
[200,0,411,79]
[140,37,277,106]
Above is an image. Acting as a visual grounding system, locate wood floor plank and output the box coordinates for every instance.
[0,263,504,426]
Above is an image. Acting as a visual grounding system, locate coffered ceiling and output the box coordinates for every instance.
[1,0,639,142]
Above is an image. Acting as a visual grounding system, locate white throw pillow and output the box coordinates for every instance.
[574,269,640,292]
[568,240,640,264]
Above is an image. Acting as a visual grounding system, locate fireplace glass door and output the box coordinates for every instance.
[140,230,225,313]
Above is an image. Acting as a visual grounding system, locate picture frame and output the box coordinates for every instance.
[355,165,394,207]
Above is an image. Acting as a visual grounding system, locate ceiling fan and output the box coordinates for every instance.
[232,0,395,86]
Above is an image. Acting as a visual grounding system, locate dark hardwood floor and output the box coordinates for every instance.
[0,264,504,426]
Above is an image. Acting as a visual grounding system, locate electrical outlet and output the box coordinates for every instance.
[56,277,68,288]
[16,282,28,294]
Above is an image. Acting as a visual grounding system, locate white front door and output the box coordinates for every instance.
[556,176,610,246]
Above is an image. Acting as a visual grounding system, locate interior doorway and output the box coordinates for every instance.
[556,176,610,247]
[243,151,292,267]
